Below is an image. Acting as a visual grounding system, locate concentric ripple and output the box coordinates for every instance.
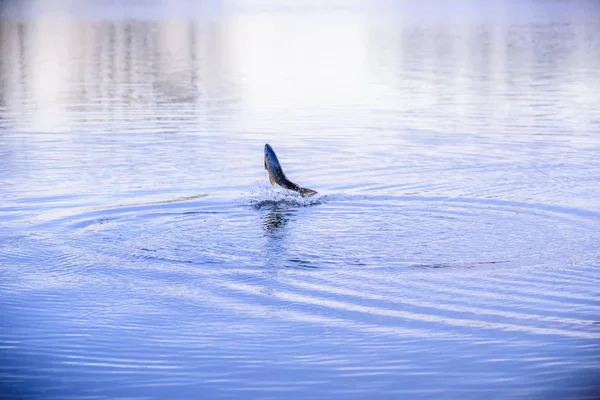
[2,185,600,399]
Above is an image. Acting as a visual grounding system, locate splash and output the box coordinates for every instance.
[245,183,327,209]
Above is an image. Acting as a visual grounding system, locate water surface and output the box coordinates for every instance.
[1,1,600,399]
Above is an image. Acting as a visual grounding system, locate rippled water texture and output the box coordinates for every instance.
[1,1,600,399]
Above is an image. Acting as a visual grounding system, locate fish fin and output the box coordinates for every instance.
[300,188,317,197]
[269,175,275,185]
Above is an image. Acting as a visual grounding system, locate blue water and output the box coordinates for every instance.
[1,1,600,399]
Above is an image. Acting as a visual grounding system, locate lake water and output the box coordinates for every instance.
[1,1,600,399]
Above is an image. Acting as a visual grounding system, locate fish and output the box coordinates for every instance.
[264,143,317,197]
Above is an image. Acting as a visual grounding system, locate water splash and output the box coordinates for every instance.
[245,183,328,209]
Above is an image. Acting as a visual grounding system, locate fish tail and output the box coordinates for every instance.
[299,187,318,198]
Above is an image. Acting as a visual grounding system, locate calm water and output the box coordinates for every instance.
[1,1,600,399]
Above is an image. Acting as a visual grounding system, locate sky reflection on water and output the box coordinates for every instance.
[1,1,600,399]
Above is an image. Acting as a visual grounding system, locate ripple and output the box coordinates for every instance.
[2,189,599,399]
[11,191,596,329]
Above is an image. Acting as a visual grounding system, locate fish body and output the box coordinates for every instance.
[264,144,317,197]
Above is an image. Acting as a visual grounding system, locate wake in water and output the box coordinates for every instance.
[245,183,328,209]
